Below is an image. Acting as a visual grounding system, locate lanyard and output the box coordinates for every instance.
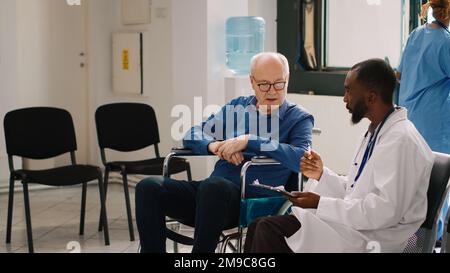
[433,20,450,34]
[353,108,396,184]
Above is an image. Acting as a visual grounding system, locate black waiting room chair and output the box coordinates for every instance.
[442,193,450,253]
[403,152,450,253]
[95,103,192,241]
[3,107,110,253]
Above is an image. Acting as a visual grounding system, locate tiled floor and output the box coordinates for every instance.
[0,183,197,253]
[2,184,444,253]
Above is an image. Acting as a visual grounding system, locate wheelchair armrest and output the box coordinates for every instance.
[170,147,217,157]
[170,148,197,156]
[163,147,215,177]
[240,157,283,198]
[251,156,280,164]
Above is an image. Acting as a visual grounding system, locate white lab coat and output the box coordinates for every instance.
[286,107,434,253]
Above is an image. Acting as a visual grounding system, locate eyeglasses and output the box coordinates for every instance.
[253,78,287,92]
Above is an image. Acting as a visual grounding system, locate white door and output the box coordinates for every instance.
[49,0,89,165]
[0,0,89,185]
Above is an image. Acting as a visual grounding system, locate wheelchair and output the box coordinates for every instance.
[163,150,301,253]
[162,128,321,253]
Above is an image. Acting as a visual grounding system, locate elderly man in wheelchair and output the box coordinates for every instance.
[135,52,314,253]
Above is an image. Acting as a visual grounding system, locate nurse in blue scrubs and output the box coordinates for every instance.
[397,0,450,241]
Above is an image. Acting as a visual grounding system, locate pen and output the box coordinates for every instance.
[305,143,312,160]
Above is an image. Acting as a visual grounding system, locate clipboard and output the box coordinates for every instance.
[250,180,295,198]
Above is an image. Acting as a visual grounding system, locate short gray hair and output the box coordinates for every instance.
[250,52,290,76]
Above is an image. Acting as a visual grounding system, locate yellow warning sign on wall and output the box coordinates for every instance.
[122,49,129,70]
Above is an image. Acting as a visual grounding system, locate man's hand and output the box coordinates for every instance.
[208,140,244,166]
[300,150,324,181]
[208,141,223,155]
[288,192,321,209]
[226,152,245,166]
[217,135,249,166]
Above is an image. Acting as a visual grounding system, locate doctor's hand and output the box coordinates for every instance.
[288,192,321,209]
[301,150,324,181]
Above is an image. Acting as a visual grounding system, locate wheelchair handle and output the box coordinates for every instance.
[240,158,281,199]
[313,128,322,135]
[170,148,196,156]
[163,148,217,177]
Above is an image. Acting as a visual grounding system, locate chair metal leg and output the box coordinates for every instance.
[300,174,306,192]
[186,162,192,181]
[6,175,15,244]
[174,241,179,254]
[79,182,87,235]
[103,168,110,199]
[98,168,109,232]
[170,223,181,253]
[122,173,135,241]
[22,182,34,253]
[221,235,231,253]
[98,176,110,246]
[228,239,239,253]
[219,232,239,253]
[237,227,243,253]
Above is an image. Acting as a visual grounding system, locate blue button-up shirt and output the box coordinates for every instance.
[183,96,314,197]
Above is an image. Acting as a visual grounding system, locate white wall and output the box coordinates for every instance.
[87,0,174,167]
[86,0,275,178]
[15,0,52,107]
[0,0,363,187]
[222,0,278,106]
[247,1,368,175]
[249,0,277,52]
[0,0,19,182]
[287,94,369,175]
[0,0,178,184]
[86,0,253,180]
[207,0,248,106]
[171,0,250,179]
[86,0,250,180]
[13,0,89,171]
[1,0,79,182]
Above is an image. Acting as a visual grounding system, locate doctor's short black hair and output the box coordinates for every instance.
[351,59,396,104]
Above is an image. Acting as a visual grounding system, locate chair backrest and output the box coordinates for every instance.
[422,152,450,230]
[448,210,450,234]
[443,207,450,253]
[285,172,299,192]
[3,107,77,160]
[403,152,450,253]
[95,103,160,152]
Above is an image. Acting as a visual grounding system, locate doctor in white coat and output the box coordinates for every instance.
[244,59,434,253]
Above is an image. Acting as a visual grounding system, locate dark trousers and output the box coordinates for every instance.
[244,215,301,253]
[135,176,240,253]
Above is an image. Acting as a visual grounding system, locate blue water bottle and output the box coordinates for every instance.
[226,16,266,75]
